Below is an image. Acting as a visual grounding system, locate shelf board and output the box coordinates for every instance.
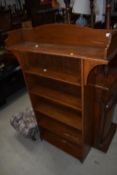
[37,116,82,145]
[35,101,82,130]
[9,42,106,62]
[24,67,81,86]
[88,69,117,91]
[30,86,82,111]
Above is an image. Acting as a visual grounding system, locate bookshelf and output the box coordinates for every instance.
[6,24,117,161]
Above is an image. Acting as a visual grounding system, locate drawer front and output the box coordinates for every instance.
[42,129,83,160]
[37,115,82,145]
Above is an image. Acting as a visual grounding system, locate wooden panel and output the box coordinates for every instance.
[7,24,117,62]
[25,67,81,86]
[6,24,117,161]
[34,98,82,130]
[21,53,81,86]
[25,74,81,97]
[8,42,106,61]
[24,53,81,75]
[42,129,84,160]
[21,24,109,47]
[99,123,116,152]
[92,86,117,151]
[37,115,82,145]
[103,108,114,139]
[30,86,82,111]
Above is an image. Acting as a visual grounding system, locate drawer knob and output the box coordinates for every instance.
[43,68,47,72]
[35,44,39,48]
[70,52,74,56]
[106,33,111,38]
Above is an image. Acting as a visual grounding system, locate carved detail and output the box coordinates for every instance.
[83,59,108,85]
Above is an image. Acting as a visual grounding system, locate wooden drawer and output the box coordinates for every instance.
[37,115,82,145]
[42,129,83,160]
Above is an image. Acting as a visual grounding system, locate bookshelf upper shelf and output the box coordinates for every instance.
[8,42,107,62]
[6,24,117,63]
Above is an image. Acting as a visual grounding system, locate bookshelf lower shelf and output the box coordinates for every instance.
[34,100,82,130]
[30,86,82,111]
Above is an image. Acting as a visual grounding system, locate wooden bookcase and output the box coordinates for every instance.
[6,24,117,161]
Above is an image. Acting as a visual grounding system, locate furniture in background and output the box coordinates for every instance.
[0,49,25,106]
[6,24,117,161]
[0,5,28,31]
[24,0,58,26]
[0,0,114,28]
[110,0,117,28]
[0,2,28,107]
[68,0,117,28]
[63,0,71,23]
[92,0,117,29]
[0,27,25,107]
[104,0,117,29]
[72,0,90,26]
[0,9,11,31]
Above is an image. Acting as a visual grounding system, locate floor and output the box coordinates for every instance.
[0,89,117,175]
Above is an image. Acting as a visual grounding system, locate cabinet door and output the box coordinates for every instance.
[99,92,117,151]
[94,88,117,152]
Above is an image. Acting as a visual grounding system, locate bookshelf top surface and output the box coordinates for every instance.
[6,24,117,63]
[8,41,108,63]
